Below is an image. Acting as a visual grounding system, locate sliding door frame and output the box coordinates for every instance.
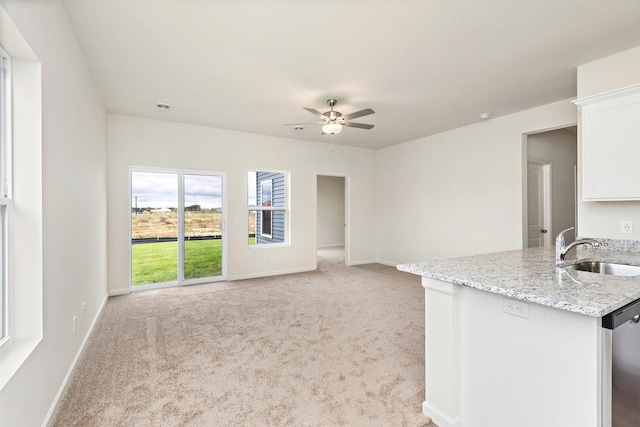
[129,166,227,291]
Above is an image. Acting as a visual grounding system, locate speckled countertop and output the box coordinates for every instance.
[397,243,640,317]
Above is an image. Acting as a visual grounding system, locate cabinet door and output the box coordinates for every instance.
[578,87,640,201]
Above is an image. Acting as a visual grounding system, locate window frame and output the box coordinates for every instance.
[129,166,227,291]
[248,170,289,247]
[0,16,44,390]
[0,45,12,351]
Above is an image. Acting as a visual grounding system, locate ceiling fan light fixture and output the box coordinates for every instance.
[322,123,342,134]
[298,99,374,134]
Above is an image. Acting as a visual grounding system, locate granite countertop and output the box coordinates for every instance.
[397,244,640,317]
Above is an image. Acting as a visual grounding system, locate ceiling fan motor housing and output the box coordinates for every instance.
[324,111,342,121]
[324,99,342,122]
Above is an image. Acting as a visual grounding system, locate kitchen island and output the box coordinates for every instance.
[398,244,640,427]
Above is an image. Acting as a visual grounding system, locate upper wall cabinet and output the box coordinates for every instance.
[574,84,640,201]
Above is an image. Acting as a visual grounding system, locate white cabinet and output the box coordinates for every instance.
[573,84,640,201]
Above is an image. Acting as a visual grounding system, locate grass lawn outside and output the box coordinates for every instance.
[185,239,222,280]
[131,210,260,284]
[132,239,222,285]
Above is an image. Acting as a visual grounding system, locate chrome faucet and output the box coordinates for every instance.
[555,227,600,263]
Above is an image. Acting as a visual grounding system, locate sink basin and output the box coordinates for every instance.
[562,261,640,277]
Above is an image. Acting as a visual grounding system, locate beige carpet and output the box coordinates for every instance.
[52,248,434,427]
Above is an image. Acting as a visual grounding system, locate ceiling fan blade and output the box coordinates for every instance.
[342,108,375,121]
[304,107,328,121]
[344,122,374,130]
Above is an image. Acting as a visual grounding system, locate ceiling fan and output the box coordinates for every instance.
[287,99,375,135]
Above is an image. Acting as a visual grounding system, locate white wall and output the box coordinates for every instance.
[107,114,377,293]
[577,46,640,99]
[376,100,576,265]
[0,1,108,426]
[527,128,577,242]
[577,45,640,239]
[317,175,345,247]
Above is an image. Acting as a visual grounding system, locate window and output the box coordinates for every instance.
[248,170,288,246]
[0,16,43,390]
[0,46,12,349]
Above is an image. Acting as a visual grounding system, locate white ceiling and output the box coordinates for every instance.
[62,0,640,149]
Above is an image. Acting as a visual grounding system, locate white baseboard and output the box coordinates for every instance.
[349,259,398,267]
[42,294,109,427]
[228,266,316,281]
[422,400,461,427]
[348,259,378,266]
[109,287,130,296]
[316,244,345,248]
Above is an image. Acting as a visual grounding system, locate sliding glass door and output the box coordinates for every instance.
[183,174,223,280]
[131,169,225,289]
[131,171,178,285]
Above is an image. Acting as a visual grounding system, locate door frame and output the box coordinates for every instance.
[521,124,577,248]
[526,159,552,247]
[314,173,350,267]
[129,166,227,291]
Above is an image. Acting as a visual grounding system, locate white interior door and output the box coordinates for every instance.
[527,162,551,248]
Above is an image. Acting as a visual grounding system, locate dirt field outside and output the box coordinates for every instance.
[131,211,256,239]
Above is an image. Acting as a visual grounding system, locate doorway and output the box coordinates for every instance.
[523,127,577,248]
[130,168,226,290]
[316,174,348,266]
[527,161,551,247]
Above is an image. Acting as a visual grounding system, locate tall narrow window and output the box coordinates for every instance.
[0,46,12,348]
[248,170,288,246]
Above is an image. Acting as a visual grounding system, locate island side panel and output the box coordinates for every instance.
[458,285,602,427]
[422,277,603,427]
[422,278,461,427]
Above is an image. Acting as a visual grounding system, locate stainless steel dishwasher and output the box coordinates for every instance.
[602,298,640,427]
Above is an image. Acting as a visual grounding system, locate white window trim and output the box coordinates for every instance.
[0,45,12,352]
[248,170,289,247]
[0,10,44,391]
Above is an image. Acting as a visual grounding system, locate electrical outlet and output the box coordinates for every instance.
[72,316,77,334]
[82,302,87,318]
[621,221,633,234]
[503,298,530,319]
